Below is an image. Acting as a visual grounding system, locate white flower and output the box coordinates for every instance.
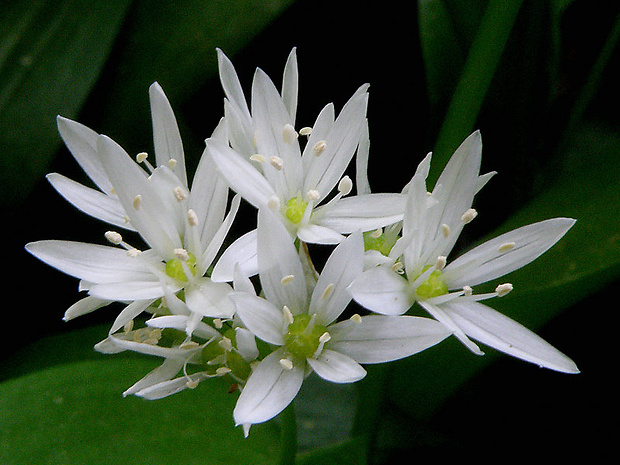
[348,131,579,373]
[230,208,450,435]
[26,83,238,326]
[207,49,407,281]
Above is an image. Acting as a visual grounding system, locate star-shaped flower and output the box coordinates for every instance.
[207,49,407,281]
[230,207,450,435]
[26,83,238,328]
[348,131,579,373]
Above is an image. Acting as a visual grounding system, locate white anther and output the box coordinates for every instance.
[213,318,224,329]
[174,248,190,261]
[495,283,513,297]
[462,285,473,297]
[168,158,178,169]
[461,208,478,224]
[279,358,294,370]
[123,320,134,333]
[370,228,382,239]
[282,124,298,144]
[126,248,141,257]
[269,155,284,171]
[319,332,331,343]
[186,379,200,389]
[435,255,447,270]
[442,224,451,238]
[283,306,294,325]
[338,176,353,195]
[179,340,200,349]
[173,186,188,201]
[267,195,281,211]
[216,367,232,376]
[105,231,123,245]
[321,283,335,301]
[498,242,516,253]
[307,189,320,200]
[312,140,327,155]
[350,314,363,324]
[218,336,233,351]
[136,152,149,163]
[250,154,266,163]
[391,261,405,274]
[133,194,142,210]
[187,209,199,226]
[281,275,295,285]
[299,127,313,136]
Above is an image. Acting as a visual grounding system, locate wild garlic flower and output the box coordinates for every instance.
[230,208,450,435]
[349,131,579,373]
[207,49,406,281]
[26,83,238,328]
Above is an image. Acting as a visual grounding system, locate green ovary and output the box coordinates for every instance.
[363,230,398,256]
[285,196,308,224]
[165,253,197,281]
[284,313,327,360]
[415,269,449,299]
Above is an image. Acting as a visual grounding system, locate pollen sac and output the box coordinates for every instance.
[284,313,327,360]
[285,196,309,224]
[165,253,197,281]
[415,269,449,299]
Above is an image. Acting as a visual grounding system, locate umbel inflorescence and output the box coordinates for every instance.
[26,48,578,436]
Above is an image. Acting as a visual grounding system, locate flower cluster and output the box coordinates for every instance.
[26,48,578,436]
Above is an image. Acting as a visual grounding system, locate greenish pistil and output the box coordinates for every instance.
[363,230,398,256]
[165,253,197,281]
[201,328,252,381]
[415,268,449,299]
[284,313,327,360]
[285,196,308,224]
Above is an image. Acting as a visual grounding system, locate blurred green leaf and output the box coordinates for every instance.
[388,119,620,421]
[0,0,133,209]
[0,357,281,464]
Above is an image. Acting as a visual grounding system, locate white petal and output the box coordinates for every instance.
[233,348,304,427]
[257,208,307,313]
[328,315,451,363]
[211,229,259,283]
[185,278,236,319]
[442,300,579,373]
[348,266,413,315]
[110,300,154,334]
[355,119,371,195]
[47,173,135,231]
[307,349,366,383]
[89,280,167,301]
[231,292,285,346]
[63,296,110,321]
[134,372,211,400]
[310,231,364,325]
[149,82,187,187]
[216,48,251,122]
[235,327,260,362]
[146,315,219,340]
[315,193,405,233]
[123,358,185,397]
[198,195,241,274]
[281,48,298,124]
[296,224,344,245]
[443,218,576,288]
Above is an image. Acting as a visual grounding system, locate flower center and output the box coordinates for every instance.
[201,328,252,381]
[285,196,308,224]
[415,268,449,299]
[284,313,327,360]
[363,229,398,256]
[165,253,197,281]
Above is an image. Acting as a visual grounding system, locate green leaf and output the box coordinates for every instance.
[0,357,281,464]
[387,119,620,421]
[0,0,133,209]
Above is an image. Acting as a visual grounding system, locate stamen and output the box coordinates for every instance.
[216,367,232,376]
[495,283,513,297]
[321,283,335,301]
[250,154,266,164]
[105,231,123,245]
[187,209,199,226]
[461,208,478,224]
[370,228,382,239]
[269,155,284,171]
[168,158,178,169]
[435,255,447,270]
[186,379,200,389]
[463,285,473,297]
[281,275,295,285]
[312,140,327,155]
[498,242,516,253]
[218,336,233,351]
[307,189,320,200]
[213,318,224,329]
[338,176,353,195]
[279,358,294,370]
[133,195,142,210]
[136,152,148,163]
[173,186,188,202]
[123,320,134,333]
[283,306,294,325]
[299,127,313,136]
[349,314,362,324]
[318,332,331,343]
[267,195,281,211]
[282,124,298,144]
[391,261,404,273]
[442,224,451,238]
[126,248,141,257]
[174,248,190,261]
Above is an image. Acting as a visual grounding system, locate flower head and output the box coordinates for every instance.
[349,131,579,373]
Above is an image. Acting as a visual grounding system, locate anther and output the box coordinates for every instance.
[307,189,320,200]
[216,367,232,376]
[250,154,266,164]
[267,195,281,211]
[318,332,331,343]
[218,337,233,351]
[312,140,327,155]
[133,195,142,210]
[299,127,313,136]
[281,275,295,285]
[283,306,294,325]
[186,379,200,389]
[463,285,473,297]
[168,158,178,169]
[495,283,513,297]
[498,242,516,253]
[370,228,382,239]
[391,261,404,274]
[349,314,363,324]
[187,209,199,226]
[321,283,335,301]
[269,156,284,171]
[442,224,451,238]
[173,186,188,202]
[435,256,447,270]
[136,152,149,163]
[461,208,478,224]
[126,248,141,257]
[213,318,224,329]
[338,176,353,195]
[105,231,123,245]
[282,124,298,144]
[123,320,134,333]
[280,358,294,370]
[174,248,190,261]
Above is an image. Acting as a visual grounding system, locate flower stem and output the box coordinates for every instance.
[279,402,298,465]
